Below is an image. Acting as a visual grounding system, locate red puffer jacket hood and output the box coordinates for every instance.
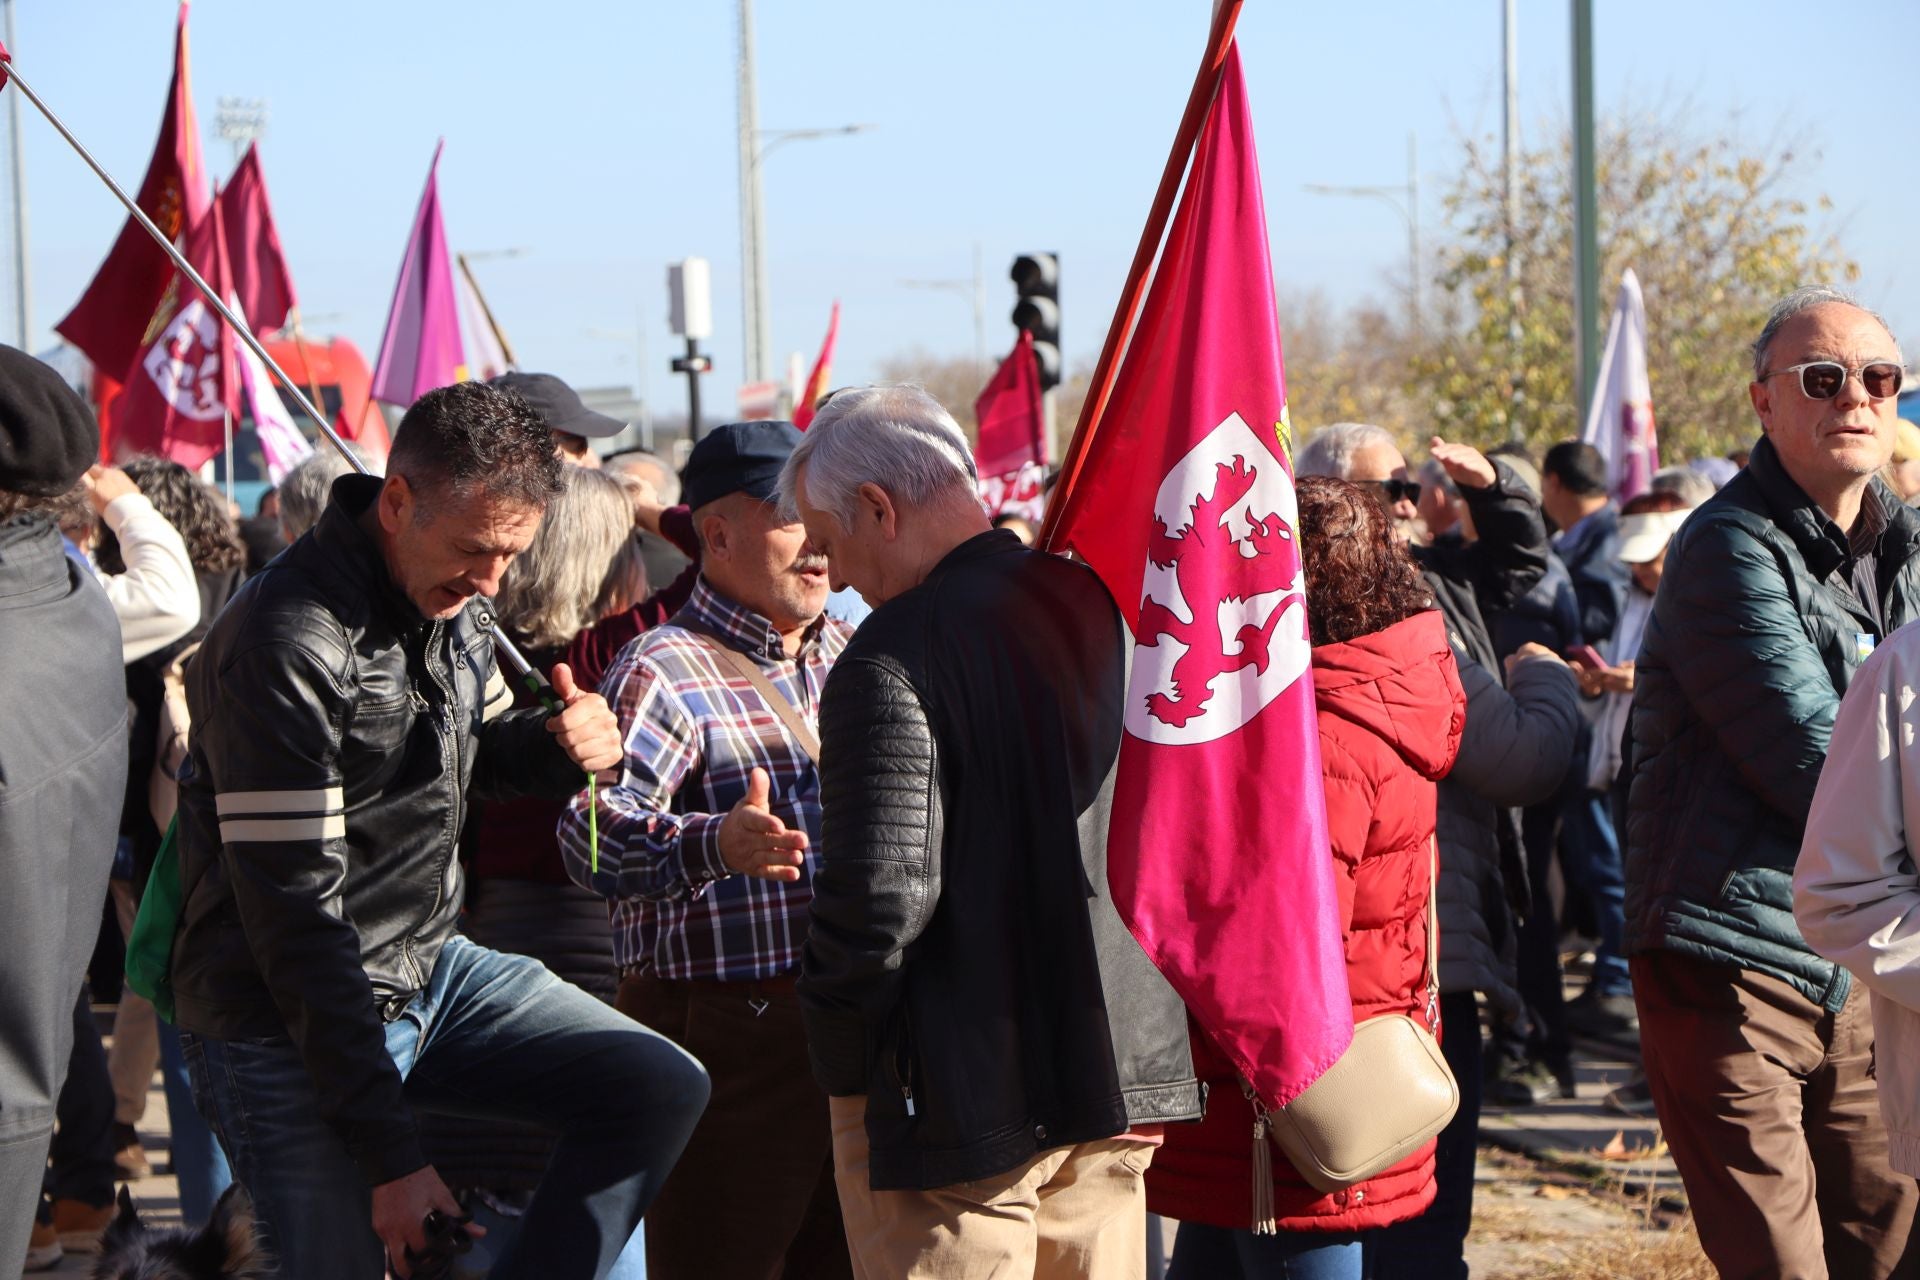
[1148,609,1465,1234]
[1309,609,1463,785]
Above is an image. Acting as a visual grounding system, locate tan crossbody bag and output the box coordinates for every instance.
[1245,837,1458,1227]
[678,623,822,765]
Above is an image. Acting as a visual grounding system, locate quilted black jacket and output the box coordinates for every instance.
[800,530,1201,1191]
[1627,436,1920,1008]
[170,475,582,1185]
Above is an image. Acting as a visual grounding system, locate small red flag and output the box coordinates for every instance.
[219,142,297,335]
[54,3,210,379]
[973,330,1045,479]
[111,198,239,470]
[792,301,840,431]
[1045,46,1353,1109]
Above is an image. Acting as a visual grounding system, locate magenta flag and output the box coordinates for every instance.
[1045,45,1353,1108]
[370,141,465,406]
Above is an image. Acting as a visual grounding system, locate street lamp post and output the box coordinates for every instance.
[1303,133,1422,338]
[901,242,986,382]
[735,0,871,387]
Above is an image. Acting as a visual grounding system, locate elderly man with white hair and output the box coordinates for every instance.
[780,384,1200,1280]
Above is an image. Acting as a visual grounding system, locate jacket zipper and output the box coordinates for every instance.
[895,1011,917,1117]
[410,619,461,990]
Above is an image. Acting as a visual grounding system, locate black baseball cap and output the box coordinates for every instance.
[683,421,803,511]
[489,371,626,439]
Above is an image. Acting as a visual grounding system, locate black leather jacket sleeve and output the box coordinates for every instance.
[200,639,424,1186]
[801,656,941,1096]
[472,705,586,803]
[1450,460,1551,615]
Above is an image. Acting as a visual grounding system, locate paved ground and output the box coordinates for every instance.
[23,1007,1708,1278]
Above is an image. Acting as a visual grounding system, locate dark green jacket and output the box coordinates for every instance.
[1626,436,1920,1008]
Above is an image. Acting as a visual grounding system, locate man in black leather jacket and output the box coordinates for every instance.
[170,383,708,1280]
[778,385,1201,1279]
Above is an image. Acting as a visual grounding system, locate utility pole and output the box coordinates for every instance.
[4,0,29,350]
[1503,0,1524,440]
[1407,133,1420,337]
[669,258,714,445]
[1571,0,1601,422]
[735,0,769,385]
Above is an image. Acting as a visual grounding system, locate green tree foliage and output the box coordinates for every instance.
[1417,118,1857,460]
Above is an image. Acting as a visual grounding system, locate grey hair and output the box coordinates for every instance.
[604,450,681,506]
[1751,285,1901,381]
[776,384,978,528]
[1294,422,1398,480]
[493,466,646,650]
[278,449,358,542]
[1650,466,1715,508]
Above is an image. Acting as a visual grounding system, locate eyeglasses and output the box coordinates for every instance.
[1362,478,1423,506]
[1760,360,1904,401]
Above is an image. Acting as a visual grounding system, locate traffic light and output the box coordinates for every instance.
[1011,253,1061,391]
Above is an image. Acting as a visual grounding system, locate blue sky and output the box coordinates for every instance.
[10,1,1916,421]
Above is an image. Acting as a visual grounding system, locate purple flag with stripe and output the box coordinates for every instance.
[370,141,465,407]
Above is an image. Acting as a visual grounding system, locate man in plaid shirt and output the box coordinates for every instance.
[560,421,854,1280]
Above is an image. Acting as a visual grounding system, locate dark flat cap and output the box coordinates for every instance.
[683,421,802,511]
[0,345,99,496]
[489,371,626,439]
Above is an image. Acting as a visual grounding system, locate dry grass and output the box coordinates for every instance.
[1487,1218,1715,1279]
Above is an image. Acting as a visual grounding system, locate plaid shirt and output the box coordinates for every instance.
[559,579,852,980]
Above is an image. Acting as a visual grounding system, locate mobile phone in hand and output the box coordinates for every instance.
[1567,644,1607,670]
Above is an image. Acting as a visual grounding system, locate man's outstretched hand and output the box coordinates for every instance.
[718,766,808,882]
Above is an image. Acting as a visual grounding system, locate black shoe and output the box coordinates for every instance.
[1545,1055,1578,1099]
[1566,988,1639,1041]
[1604,1070,1658,1116]
[1485,1055,1554,1107]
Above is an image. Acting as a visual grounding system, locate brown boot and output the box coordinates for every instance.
[113,1121,153,1179]
[24,1219,63,1271]
[51,1198,114,1253]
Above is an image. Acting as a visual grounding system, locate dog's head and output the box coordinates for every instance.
[94,1184,272,1280]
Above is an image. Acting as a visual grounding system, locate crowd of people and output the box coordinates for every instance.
[3,280,1919,1280]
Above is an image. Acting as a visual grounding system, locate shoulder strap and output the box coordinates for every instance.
[677,622,822,765]
[1424,834,1441,1026]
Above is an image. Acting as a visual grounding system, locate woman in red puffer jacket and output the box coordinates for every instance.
[1152,475,1467,1279]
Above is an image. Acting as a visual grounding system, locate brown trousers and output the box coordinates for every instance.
[1633,951,1920,1280]
[827,1095,1152,1280]
[617,974,853,1280]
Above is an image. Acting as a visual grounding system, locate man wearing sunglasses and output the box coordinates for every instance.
[1626,285,1920,1278]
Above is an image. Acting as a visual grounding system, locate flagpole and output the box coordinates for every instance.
[222,404,234,507]
[1039,0,1242,551]
[286,308,330,425]
[0,60,555,683]
[456,252,518,369]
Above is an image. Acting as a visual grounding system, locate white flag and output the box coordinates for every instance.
[1580,268,1657,503]
[455,267,512,382]
[231,297,312,485]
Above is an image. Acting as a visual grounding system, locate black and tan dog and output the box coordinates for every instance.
[93,1185,270,1280]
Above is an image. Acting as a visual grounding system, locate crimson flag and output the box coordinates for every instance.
[54,3,210,379]
[792,301,840,431]
[974,330,1045,478]
[111,199,239,470]
[1044,46,1352,1108]
[219,142,297,334]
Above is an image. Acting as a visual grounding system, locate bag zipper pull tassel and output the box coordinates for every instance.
[1242,1079,1277,1235]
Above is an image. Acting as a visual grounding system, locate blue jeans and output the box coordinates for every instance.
[1560,726,1629,995]
[1168,1222,1371,1279]
[156,1017,231,1222]
[183,935,708,1280]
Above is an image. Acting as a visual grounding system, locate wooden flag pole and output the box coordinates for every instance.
[456,252,519,370]
[1039,0,1243,551]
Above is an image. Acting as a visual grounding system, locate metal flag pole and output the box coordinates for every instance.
[0,50,609,868]
[0,57,548,686]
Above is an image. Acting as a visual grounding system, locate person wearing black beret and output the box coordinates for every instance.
[0,344,132,1271]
